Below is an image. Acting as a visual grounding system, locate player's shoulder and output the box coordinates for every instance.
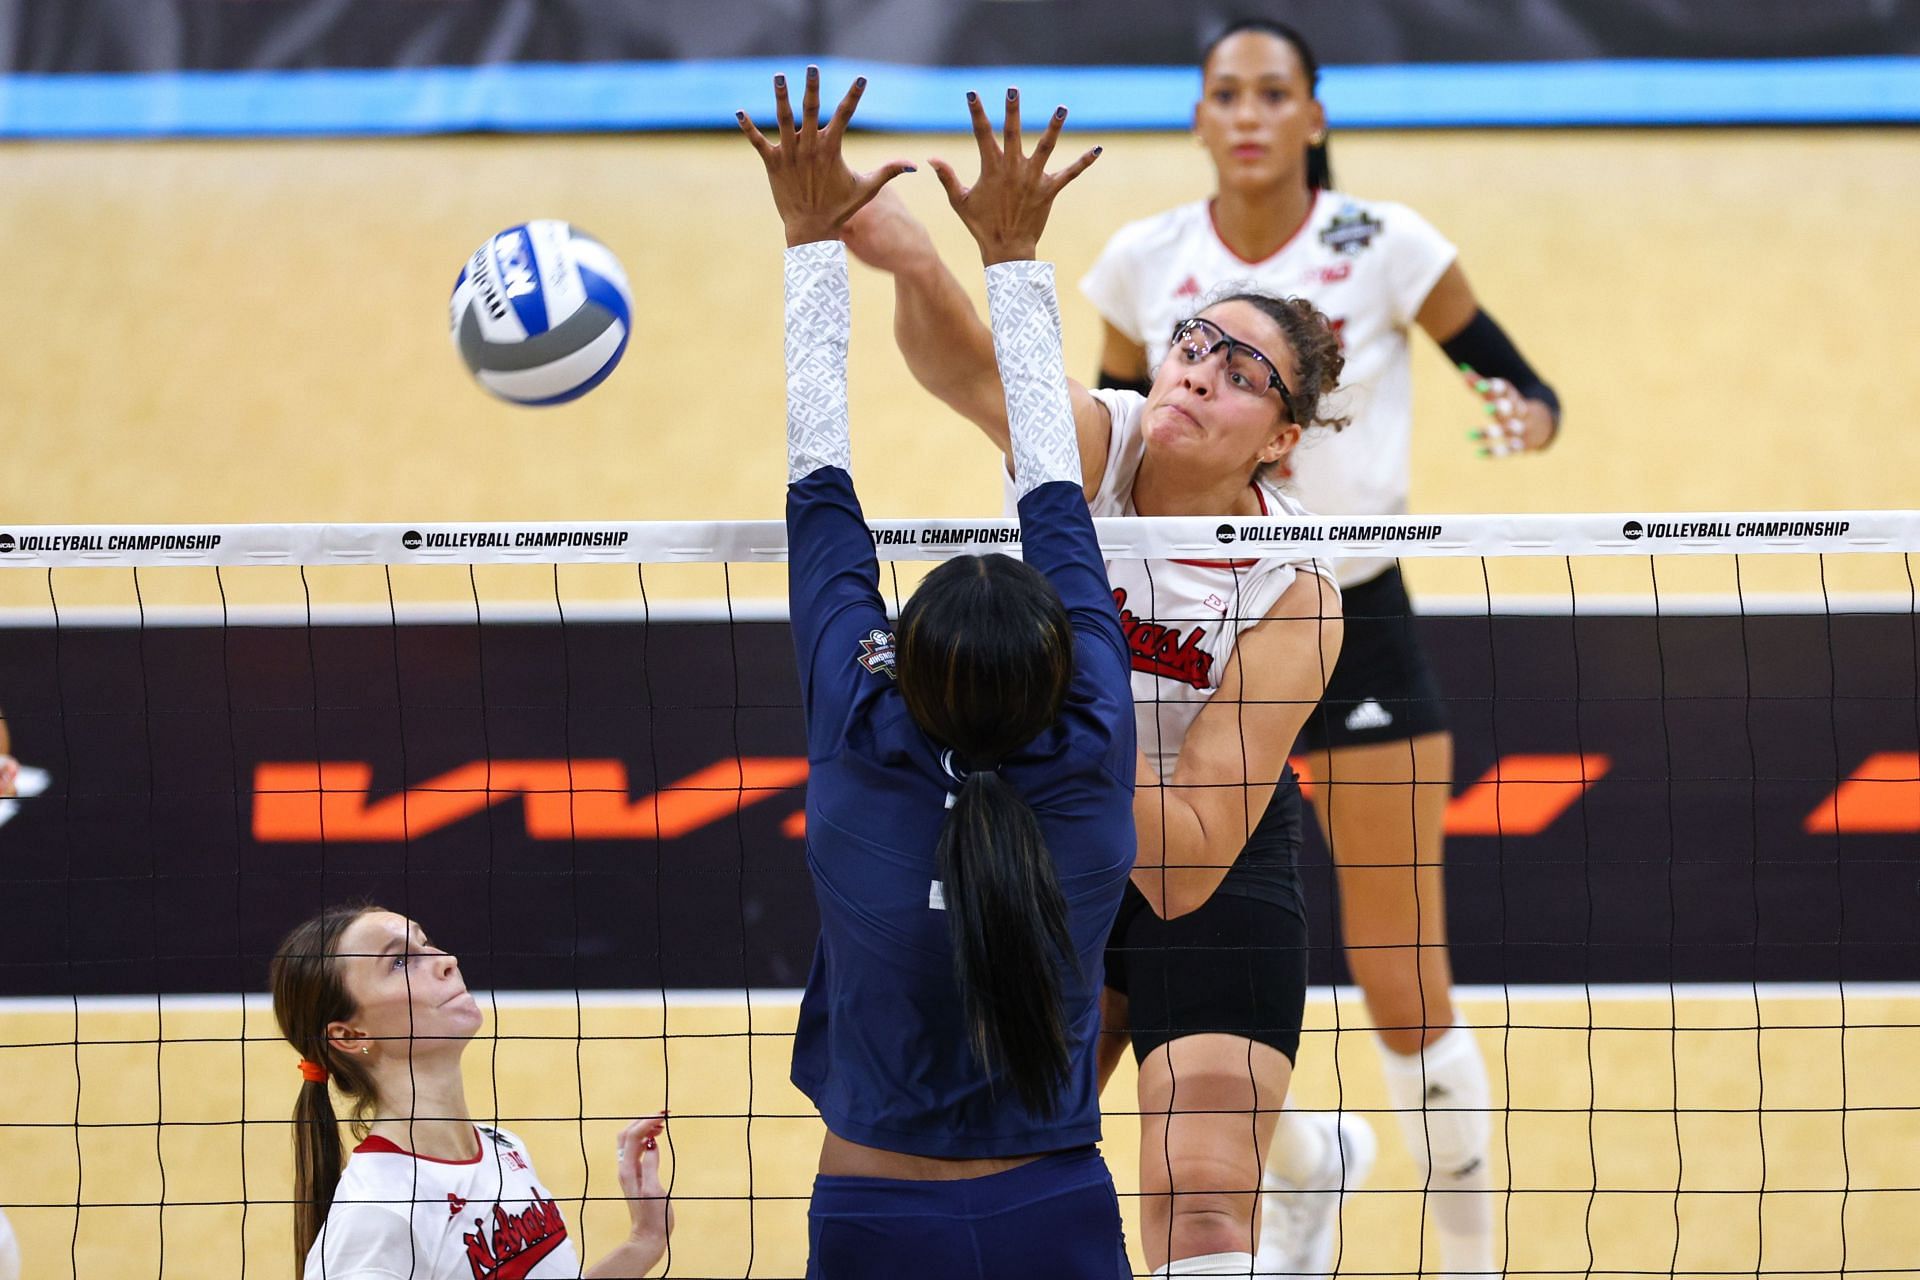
[1101,199,1212,260]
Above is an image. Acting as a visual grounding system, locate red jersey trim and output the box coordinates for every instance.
[354,1126,486,1165]
[1170,486,1270,570]
[1207,189,1322,267]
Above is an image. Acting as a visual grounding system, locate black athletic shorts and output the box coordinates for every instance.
[1294,564,1448,751]
[1104,774,1309,1064]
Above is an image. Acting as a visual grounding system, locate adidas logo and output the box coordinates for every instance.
[1344,699,1394,732]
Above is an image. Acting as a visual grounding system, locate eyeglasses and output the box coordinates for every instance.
[1169,317,1296,421]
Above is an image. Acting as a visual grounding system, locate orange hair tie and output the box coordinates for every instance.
[298,1059,330,1084]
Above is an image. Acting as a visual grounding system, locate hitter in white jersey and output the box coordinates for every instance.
[270,906,672,1279]
[843,164,1348,1273]
[1084,20,1564,1280]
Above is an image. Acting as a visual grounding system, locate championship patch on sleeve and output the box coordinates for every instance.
[856,629,897,679]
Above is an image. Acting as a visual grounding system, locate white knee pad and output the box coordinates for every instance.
[1378,1019,1491,1179]
[1154,1251,1256,1276]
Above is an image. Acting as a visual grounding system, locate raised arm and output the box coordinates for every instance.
[1132,571,1344,919]
[934,90,1129,686]
[740,69,914,740]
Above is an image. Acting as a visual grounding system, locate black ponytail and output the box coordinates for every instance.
[936,767,1076,1115]
[897,553,1079,1115]
[1202,17,1335,190]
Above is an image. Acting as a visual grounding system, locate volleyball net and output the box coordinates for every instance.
[1,511,1917,1278]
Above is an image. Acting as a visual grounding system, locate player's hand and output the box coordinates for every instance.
[0,755,17,799]
[929,88,1101,265]
[840,185,938,277]
[739,67,916,248]
[614,1113,672,1268]
[1462,365,1556,457]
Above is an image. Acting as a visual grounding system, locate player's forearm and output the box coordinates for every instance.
[1131,759,1250,919]
[784,241,854,483]
[890,257,1011,449]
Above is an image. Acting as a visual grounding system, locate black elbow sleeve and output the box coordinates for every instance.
[1440,309,1560,423]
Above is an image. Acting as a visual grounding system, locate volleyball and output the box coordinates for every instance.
[449,221,633,406]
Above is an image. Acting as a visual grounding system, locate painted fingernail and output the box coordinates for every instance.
[1008,88,1018,101]
[1484,404,1497,416]
[1457,362,1473,374]
[1477,448,1491,458]
[1054,106,1067,119]
[966,91,977,103]
[903,164,918,172]
[644,1137,657,1150]
[775,75,785,89]
[1092,145,1104,155]
[1475,379,1490,393]
[855,76,867,89]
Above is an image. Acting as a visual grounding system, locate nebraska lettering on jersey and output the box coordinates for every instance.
[1114,587,1213,689]
[461,1193,568,1280]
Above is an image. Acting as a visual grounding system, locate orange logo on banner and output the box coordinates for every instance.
[1289,753,1610,836]
[250,750,1910,843]
[1803,752,1920,834]
[252,758,809,843]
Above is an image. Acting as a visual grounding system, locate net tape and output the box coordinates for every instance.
[0,511,1908,569]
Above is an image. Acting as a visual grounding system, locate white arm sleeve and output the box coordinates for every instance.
[783,240,854,484]
[984,260,1080,499]
[303,1203,414,1280]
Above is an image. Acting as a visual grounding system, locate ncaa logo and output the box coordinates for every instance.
[402,530,423,550]
[0,533,14,554]
[1622,520,1644,541]
[1215,523,1237,545]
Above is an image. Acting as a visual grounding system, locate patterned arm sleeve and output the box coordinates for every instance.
[984,260,1081,498]
[785,240,854,483]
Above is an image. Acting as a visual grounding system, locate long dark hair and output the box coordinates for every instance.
[1202,17,1333,190]
[270,903,383,1276]
[896,553,1078,1115]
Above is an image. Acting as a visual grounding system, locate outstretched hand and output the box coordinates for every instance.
[929,89,1101,265]
[614,1113,672,1267]
[1462,365,1556,457]
[739,67,916,248]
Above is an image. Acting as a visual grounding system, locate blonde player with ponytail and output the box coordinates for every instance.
[270,905,671,1278]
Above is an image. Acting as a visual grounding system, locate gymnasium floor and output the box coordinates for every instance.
[2,126,1917,1275]
[5,989,1917,1277]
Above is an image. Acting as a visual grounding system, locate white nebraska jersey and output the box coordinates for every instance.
[304,1126,581,1280]
[1081,191,1456,586]
[1086,388,1338,780]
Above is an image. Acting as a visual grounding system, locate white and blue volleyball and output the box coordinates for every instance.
[450,221,633,406]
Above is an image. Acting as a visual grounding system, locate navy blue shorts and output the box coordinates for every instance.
[806,1146,1130,1280]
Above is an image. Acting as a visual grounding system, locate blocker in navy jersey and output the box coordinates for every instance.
[449,220,633,405]
[786,468,1136,1157]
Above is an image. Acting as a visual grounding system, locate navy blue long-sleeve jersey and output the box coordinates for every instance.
[785,469,1137,1158]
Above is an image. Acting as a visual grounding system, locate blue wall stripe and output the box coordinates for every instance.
[2,55,1916,139]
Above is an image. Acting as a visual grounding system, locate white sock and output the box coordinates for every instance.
[1263,1104,1330,1185]
[1154,1251,1256,1276]
[1378,1019,1495,1274]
